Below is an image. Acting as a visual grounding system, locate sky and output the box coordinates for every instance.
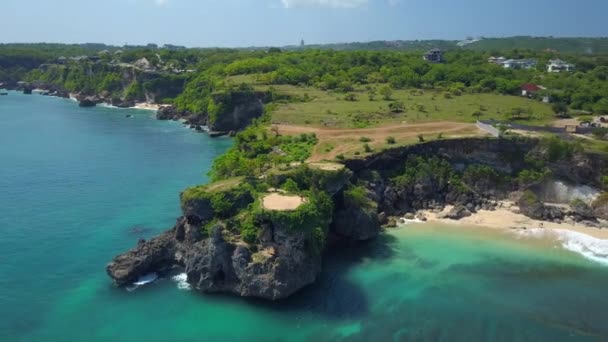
[1,0,607,47]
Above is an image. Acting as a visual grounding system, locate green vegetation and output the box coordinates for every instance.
[540,135,582,161]
[6,43,608,128]
[209,125,318,181]
[393,156,457,189]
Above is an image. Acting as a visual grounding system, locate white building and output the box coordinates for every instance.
[500,59,537,69]
[547,59,575,73]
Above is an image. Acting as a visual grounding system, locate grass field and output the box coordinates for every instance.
[227,75,558,160]
[274,122,487,161]
[227,75,555,128]
[267,85,554,128]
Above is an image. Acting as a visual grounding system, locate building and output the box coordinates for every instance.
[521,83,542,97]
[423,49,443,63]
[500,59,537,69]
[488,56,507,64]
[547,59,575,73]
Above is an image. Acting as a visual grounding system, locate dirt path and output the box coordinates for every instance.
[273,122,485,162]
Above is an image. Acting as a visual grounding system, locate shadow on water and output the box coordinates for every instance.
[243,233,400,321]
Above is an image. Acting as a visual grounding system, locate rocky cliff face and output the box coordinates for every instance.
[107,137,608,301]
[208,90,266,133]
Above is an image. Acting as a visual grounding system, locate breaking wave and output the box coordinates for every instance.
[172,273,191,291]
[518,228,608,266]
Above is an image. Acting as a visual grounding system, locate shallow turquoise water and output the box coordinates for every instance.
[2,91,608,341]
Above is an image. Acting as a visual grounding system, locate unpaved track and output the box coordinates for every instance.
[273,122,484,161]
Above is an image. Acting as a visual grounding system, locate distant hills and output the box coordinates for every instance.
[3,36,608,54]
[282,36,608,54]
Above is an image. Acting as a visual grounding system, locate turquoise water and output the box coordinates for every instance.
[2,91,608,341]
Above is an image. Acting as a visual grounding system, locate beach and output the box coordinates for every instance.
[420,202,608,239]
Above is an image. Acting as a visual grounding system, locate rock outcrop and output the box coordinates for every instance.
[78,96,99,107]
[208,90,265,133]
[440,204,473,220]
[333,205,380,241]
[517,191,565,221]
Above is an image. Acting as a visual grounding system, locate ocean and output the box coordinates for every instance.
[1,91,608,341]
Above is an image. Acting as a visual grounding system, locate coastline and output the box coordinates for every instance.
[418,202,608,240]
[66,92,166,111]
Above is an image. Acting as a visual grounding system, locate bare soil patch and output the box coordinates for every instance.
[262,193,306,211]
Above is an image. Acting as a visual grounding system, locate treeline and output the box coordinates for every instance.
[5,45,608,115]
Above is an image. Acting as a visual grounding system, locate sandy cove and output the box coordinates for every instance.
[419,202,608,240]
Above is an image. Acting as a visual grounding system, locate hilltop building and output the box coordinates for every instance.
[547,59,575,73]
[423,49,443,63]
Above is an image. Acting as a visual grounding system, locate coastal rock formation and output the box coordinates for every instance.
[332,204,380,241]
[440,204,473,220]
[108,171,336,300]
[570,199,596,221]
[517,191,565,221]
[107,137,608,301]
[207,90,265,133]
[78,96,99,107]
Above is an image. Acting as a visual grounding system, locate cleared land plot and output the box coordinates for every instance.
[261,193,306,211]
[275,122,486,161]
[261,84,555,128]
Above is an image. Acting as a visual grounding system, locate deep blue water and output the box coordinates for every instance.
[2,91,608,341]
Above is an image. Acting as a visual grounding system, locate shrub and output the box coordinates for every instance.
[417,134,425,142]
[592,127,608,140]
[388,101,405,113]
[386,136,396,144]
[282,178,300,192]
[344,93,357,101]
[363,143,372,153]
[359,136,372,143]
[336,154,345,161]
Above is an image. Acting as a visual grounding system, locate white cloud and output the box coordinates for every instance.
[281,0,368,8]
[155,0,169,6]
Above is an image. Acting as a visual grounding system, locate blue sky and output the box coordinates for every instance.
[2,0,607,47]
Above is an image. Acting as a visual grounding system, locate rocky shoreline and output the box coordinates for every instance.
[106,137,608,301]
[7,82,267,138]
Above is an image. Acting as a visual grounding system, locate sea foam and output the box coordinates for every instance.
[172,273,191,290]
[126,273,159,292]
[518,228,608,266]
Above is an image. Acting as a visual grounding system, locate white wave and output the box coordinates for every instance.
[126,273,159,292]
[172,273,191,290]
[517,228,608,266]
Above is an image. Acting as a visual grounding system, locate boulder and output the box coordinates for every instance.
[78,97,98,107]
[111,97,135,108]
[570,199,596,221]
[441,204,472,220]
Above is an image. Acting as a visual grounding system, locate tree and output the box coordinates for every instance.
[386,136,396,144]
[388,101,405,113]
[552,102,568,115]
[379,85,393,100]
[594,98,608,114]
